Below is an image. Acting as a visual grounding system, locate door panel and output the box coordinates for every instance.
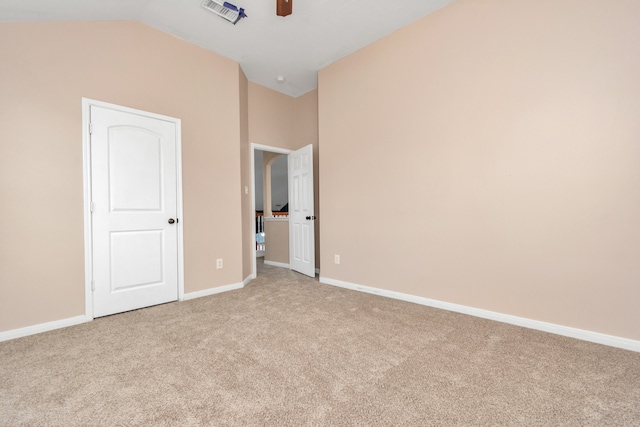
[110,230,164,291]
[109,128,163,211]
[91,105,179,317]
[289,144,315,277]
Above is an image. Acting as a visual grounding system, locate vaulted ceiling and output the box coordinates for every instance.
[1,0,453,97]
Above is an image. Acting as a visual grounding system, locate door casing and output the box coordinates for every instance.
[82,98,185,320]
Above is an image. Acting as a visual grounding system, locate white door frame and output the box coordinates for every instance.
[82,98,185,320]
[250,143,292,279]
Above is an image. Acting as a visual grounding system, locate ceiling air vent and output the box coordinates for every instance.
[202,0,247,24]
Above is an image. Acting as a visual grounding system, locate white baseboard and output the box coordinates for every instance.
[182,281,244,301]
[2,280,248,342]
[262,261,318,275]
[0,315,91,343]
[264,260,290,269]
[243,274,255,286]
[319,276,640,353]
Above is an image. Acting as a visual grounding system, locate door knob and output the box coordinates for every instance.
[168,218,176,224]
[305,216,316,220]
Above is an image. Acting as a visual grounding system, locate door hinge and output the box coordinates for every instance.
[91,280,95,291]
[89,123,93,134]
[90,201,95,213]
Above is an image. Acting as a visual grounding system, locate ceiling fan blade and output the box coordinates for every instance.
[276,0,292,17]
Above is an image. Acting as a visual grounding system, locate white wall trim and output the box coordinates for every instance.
[82,98,185,319]
[243,275,255,286]
[0,315,91,343]
[264,260,290,269]
[264,217,289,222]
[182,282,245,301]
[2,279,246,342]
[319,276,640,353]
[81,99,94,319]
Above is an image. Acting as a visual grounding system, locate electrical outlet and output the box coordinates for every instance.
[216,258,223,269]
[334,254,340,265]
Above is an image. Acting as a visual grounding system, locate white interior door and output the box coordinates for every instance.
[90,105,180,317]
[289,144,315,277]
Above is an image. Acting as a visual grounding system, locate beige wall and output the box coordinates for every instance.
[248,82,296,149]
[239,70,252,281]
[264,220,290,264]
[294,91,321,268]
[262,152,282,217]
[319,0,640,340]
[0,21,244,332]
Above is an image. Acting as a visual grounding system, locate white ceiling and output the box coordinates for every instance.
[1,0,453,97]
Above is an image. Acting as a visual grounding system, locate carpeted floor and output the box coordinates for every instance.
[1,260,639,426]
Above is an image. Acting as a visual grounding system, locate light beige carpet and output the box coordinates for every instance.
[1,261,639,426]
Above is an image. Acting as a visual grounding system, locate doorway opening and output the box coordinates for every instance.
[251,144,292,277]
[254,150,289,257]
[250,143,316,279]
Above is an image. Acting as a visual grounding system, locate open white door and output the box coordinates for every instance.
[288,144,315,277]
[90,104,180,317]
